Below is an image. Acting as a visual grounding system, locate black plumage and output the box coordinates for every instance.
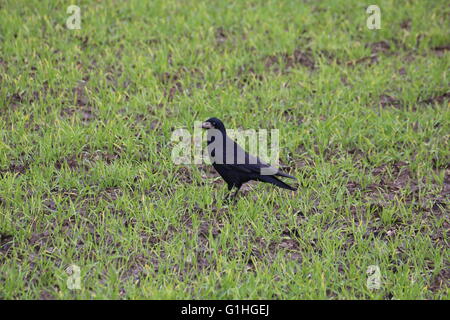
[201,117,297,199]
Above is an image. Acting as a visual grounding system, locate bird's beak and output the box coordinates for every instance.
[201,122,213,129]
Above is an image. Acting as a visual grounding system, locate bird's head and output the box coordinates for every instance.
[201,117,226,133]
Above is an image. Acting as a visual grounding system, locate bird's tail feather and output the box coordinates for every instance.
[276,171,297,180]
[259,175,297,191]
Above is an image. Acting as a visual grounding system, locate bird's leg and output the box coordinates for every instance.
[231,185,242,200]
[224,185,234,202]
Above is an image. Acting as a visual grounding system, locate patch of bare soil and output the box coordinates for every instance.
[432,45,450,57]
[215,27,228,46]
[346,40,394,67]
[158,67,204,101]
[400,19,411,30]
[363,161,448,203]
[378,91,449,110]
[0,233,13,256]
[60,80,96,121]
[420,92,450,105]
[344,161,449,251]
[264,48,315,72]
[233,47,315,88]
[345,54,379,67]
[429,267,450,293]
[54,147,121,171]
[235,64,264,88]
[6,85,50,113]
[367,40,391,54]
[379,94,402,108]
[0,162,29,177]
[281,109,304,126]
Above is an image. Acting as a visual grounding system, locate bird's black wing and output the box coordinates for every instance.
[224,136,296,179]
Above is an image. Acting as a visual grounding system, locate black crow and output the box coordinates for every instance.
[201,117,297,199]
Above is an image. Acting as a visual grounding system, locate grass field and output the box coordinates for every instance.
[0,0,449,299]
